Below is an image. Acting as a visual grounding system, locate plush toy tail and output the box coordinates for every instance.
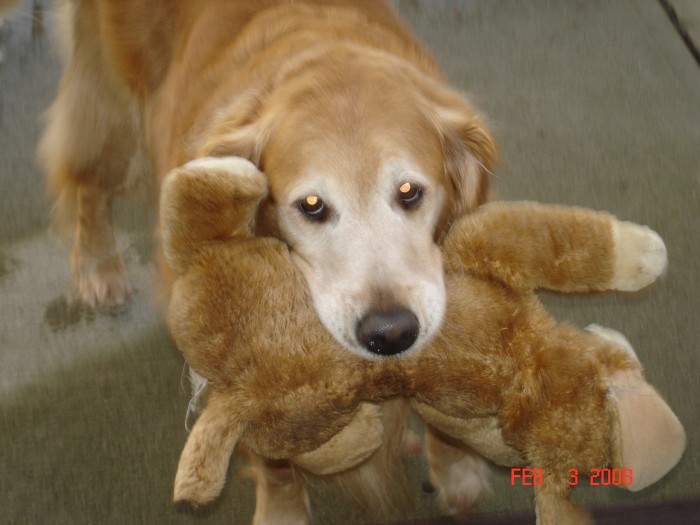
[173,395,244,506]
[443,201,666,293]
[160,156,268,275]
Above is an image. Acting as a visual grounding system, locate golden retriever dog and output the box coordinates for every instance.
[39,0,496,522]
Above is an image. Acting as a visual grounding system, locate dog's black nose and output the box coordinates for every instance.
[356,309,419,356]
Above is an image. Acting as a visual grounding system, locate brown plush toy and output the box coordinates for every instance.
[161,156,685,524]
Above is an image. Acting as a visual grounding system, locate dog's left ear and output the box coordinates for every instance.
[428,91,497,217]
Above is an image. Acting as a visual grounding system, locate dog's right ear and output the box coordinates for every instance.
[160,156,268,275]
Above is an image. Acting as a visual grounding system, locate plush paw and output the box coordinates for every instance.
[610,221,667,291]
[585,324,638,362]
[181,156,266,194]
[160,155,268,275]
[73,251,132,308]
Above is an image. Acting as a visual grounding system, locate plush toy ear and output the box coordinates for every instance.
[173,394,244,506]
[609,370,686,491]
[160,156,268,275]
[292,403,384,475]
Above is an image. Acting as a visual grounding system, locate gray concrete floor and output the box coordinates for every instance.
[1,1,699,523]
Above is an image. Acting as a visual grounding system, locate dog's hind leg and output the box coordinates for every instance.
[39,0,143,308]
[249,454,311,525]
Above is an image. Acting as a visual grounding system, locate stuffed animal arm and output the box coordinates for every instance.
[160,156,268,275]
[442,200,667,293]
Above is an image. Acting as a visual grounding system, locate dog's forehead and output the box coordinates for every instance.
[262,80,447,201]
[279,156,430,205]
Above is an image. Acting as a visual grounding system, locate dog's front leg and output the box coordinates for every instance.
[425,426,490,518]
[72,183,132,308]
[38,0,142,309]
[249,454,311,525]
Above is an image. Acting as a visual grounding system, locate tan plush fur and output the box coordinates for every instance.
[162,158,684,525]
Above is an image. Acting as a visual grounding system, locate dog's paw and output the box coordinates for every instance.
[73,251,132,309]
[429,451,491,517]
[426,431,491,517]
[609,220,667,291]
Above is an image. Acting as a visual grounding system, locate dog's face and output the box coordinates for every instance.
[207,66,495,359]
[268,135,449,358]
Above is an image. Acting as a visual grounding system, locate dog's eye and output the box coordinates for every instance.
[398,182,423,209]
[298,195,328,222]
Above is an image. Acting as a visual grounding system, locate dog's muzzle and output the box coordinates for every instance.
[356,308,419,356]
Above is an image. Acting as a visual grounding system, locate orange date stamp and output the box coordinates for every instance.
[510,467,634,487]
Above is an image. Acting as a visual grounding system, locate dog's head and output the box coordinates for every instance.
[201,62,495,359]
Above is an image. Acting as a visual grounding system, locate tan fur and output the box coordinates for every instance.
[40,5,498,518]
[39,5,499,518]
[161,159,683,524]
[248,455,312,525]
[40,0,495,339]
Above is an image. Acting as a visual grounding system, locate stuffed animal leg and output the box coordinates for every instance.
[410,201,682,524]
[530,326,685,525]
[293,402,384,475]
[173,392,243,506]
[413,323,684,525]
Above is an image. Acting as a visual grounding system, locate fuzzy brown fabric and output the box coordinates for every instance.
[161,158,684,524]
